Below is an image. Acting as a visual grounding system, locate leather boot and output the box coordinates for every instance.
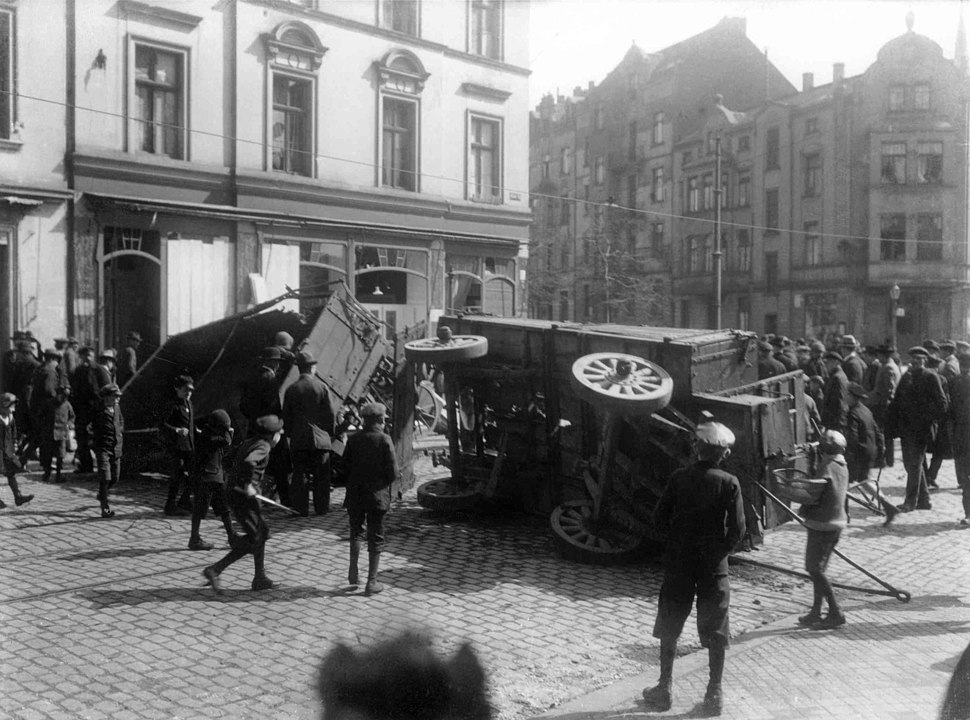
[701,644,725,716]
[9,477,33,506]
[642,638,674,711]
[251,543,275,591]
[348,540,361,586]
[221,514,245,548]
[364,551,383,595]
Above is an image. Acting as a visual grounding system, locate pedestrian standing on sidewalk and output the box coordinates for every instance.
[0,393,33,508]
[39,385,74,484]
[187,409,242,551]
[160,375,196,516]
[821,351,849,434]
[947,353,970,526]
[202,414,283,594]
[798,430,849,630]
[642,415,745,716]
[845,383,897,524]
[342,402,398,595]
[71,347,99,473]
[92,383,124,518]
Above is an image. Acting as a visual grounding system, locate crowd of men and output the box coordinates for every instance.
[757,333,970,525]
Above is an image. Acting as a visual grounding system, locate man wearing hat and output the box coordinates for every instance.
[846,382,897,524]
[838,335,865,385]
[71,347,100,473]
[642,413,745,716]
[869,345,901,468]
[956,340,970,358]
[188,409,242,552]
[770,337,796,372]
[887,346,948,512]
[159,375,197,517]
[117,331,142,389]
[283,349,337,516]
[3,333,36,449]
[95,348,117,387]
[203,413,283,594]
[940,340,960,382]
[239,346,291,507]
[924,354,954,490]
[803,340,828,381]
[39,384,75,484]
[821,351,849,433]
[860,346,880,393]
[757,341,785,380]
[923,339,941,360]
[23,348,65,465]
[343,402,399,597]
[947,354,970,525]
[93,383,124,518]
[0,393,34,508]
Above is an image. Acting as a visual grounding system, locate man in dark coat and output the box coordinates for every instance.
[948,354,970,524]
[24,349,63,464]
[771,337,797,372]
[187,409,241,551]
[202,414,283,594]
[95,348,117,387]
[93,383,124,518]
[160,375,196,516]
[888,346,948,512]
[0,393,33,508]
[839,335,866,385]
[803,340,828,381]
[757,341,785,380]
[240,346,291,506]
[846,383,896,523]
[71,347,100,473]
[821,351,849,433]
[39,385,74,484]
[117,331,142,389]
[343,402,399,596]
[940,340,960,382]
[642,416,745,716]
[283,350,337,516]
[868,345,900,468]
[861,346,880,392]
[924,356,952,489]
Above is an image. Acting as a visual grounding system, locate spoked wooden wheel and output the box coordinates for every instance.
[404,336,488,364]
[550,500,644,565]
[415,380,445,433]
[416,478,481,512]
[570,352,673,415]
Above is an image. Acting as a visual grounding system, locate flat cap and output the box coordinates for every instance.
[0,392,17,408]
[99,383,122,397]
[839,335,858,347]
[44,348,62,359]
[796,344,810,353]
[758,340,773,351]
[128,331,143,342]
[940,339,956,351]
[819,429,847,454]
[908,346,929,357]
[258,346,282,361]
[207,409,232,431]
[174,374,195,389]
[296,349,317,367]
[808,374,824,384]
[254,414,283,434]
[956,340,970,353]
[922,339,940,351]
[99,348,116,360]
[695,419,736,448]
[823,350,844,362]
[361,402,388,420]
[848,382,868,400]
[809,340,825,352]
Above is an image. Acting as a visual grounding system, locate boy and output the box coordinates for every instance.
[0,393,34,508]
[93,383,124,518]
[160,375,196,516]
[202,414,282,594]
[342,402,399,595]
[188,409,242,551]
[40,385,74,483]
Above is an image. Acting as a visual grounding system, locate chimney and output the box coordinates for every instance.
[833,63,845,85]
[802,72,814,91]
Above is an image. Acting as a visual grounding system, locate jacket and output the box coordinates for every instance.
[343,427,399,512]
[821,366,849,431]
[195,425,232,485]
[888,366,948,440]
[845,402,878,473]
[800,455,848,531]
[161,398,195,453]
[93,402,124,456]
[40,399,75,442]
[282,373,336,452]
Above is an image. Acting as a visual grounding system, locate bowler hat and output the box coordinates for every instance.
[296,349,317,367]
[207,409,232,431]
[361,402,388,420]
[823,350,844,362]
[99,348,116,360]
[99,383,122,397]
[254,414,283,434]
[847,382,868,400]
[128,331,143,342]
[258,346,282,361]
[839,335,858,347]
[908,346,929,358]
[0,392,17,408]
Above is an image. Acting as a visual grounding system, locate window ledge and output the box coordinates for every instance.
[119,0,202,28]
[461,82,512,102]
[0,138,24,152]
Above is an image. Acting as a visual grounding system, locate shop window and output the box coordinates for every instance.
[468,113,502,203]
[916,213,943,262]
[132,42,186,159]
[448,253,514,316]
[299,240,348,314]
[469,0,502,60]
[880,214,906,261]
[356,245,428,307]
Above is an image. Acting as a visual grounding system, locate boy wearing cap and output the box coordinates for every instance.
[203,414,283,594]
[0,393,34,508]
[39,385,75,484]
[799,430,849,630]
[342,402,399,596]
[642,416,745,716]
[239,347,291,507]
[283,350,336,516]
[160,375,197,516]
[93,384,124,518]
[188,410,241,551]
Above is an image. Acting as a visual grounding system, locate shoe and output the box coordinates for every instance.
[100,507,114,518]
[798,612,823,626]
[897,503,915,513]
[0,498,7,509]
[916,502,932,511]
[41,471,51,483]
[958,517,970,527]
[251,575,276,591]
[163,505,187,517]
[882,504,898,526]
[15,494,33,507]
[641,683,672,711]
[203,566,223,595]
[811,613,846,630]
[701,684,723,717]
[926,478,939,489]
[188,536,214,551]
[364,578,384,595]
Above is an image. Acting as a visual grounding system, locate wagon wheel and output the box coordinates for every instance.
[404,336,488,364]
[570,352,673,415]
[415,380,445,434]
[416,478,481,512]
[550,500,644,565]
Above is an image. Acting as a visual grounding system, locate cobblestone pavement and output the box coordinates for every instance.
[0,452,967,720]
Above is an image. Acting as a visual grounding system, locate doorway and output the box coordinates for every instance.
[100,227,162,351]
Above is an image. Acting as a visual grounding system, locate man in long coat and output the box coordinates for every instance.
[868,345,900,468]
[821,351,849,433]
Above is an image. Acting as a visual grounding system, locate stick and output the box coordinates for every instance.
[231,486,302,515]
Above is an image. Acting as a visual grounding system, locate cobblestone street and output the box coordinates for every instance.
[0,454,967,719]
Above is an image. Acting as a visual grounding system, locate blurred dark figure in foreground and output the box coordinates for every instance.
[317,631,491,720]
[940,638,970,720]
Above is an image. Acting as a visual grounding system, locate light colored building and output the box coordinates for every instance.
[3,0,531,358]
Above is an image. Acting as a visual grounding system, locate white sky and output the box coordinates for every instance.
[527,0,967,106]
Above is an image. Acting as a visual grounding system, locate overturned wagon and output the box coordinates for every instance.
[409,316,807,564]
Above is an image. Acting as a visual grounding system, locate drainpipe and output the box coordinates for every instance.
[66,0,77,337]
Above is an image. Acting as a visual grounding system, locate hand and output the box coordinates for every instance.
[176,427,188,437]
[245,484,257,497]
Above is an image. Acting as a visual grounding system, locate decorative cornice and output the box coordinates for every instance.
[461,82,512,102]
[263,21,328,71]
[72,150,230,192]
[118,0,203,29]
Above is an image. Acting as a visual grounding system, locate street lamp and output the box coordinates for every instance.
[890,283,901,349]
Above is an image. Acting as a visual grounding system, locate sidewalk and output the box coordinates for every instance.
[535,467,970,720]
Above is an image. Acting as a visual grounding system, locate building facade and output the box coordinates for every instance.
[1,0,530,376]
[529,13,970,350]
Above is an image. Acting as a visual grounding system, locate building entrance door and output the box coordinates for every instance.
[99,228,161,352]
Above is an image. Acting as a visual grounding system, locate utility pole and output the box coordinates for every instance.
[713,134,723,330]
